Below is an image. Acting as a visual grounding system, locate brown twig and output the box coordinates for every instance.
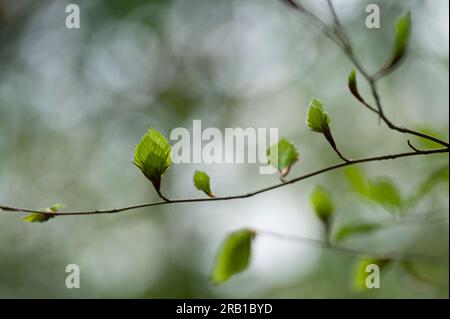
[1,147,447,217]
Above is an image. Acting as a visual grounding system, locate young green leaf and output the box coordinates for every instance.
[352,257,390,290]
[345,168,402,210]
[393,11,412,64]
[345,167,370,196]
[193,170,214,197]
[368,178,402,209]
[334,223,381,242]
[376,11,411,77]
[306,97,349,162]
[210,229,255,284]
[348,69,365,103]
[133,128,171,192]
[306,98,331,134]
[267,138,299,177]
[22,203,64,223]
[310,186,334,224]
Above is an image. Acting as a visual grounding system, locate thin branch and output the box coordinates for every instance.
[331,145,350,163]
[290,0,449,148]
[1,147,447,217]
[407,139,425,153]
[156,189,171,202]
[325,0,352,50]
[356,97,379,115]
[367,79,449,147]
[256,229,448,263]
[280,0,350,60]
[323,129,351,162]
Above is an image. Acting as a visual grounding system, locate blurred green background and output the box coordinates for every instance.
[0,0,448,298]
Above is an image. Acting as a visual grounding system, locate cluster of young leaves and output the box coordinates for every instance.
[345,165,447,288]
[209,139,300,284]
[308,175,449,290]
[310,185,398,290]
[335,167,409,242]
[208,113,336,283]
[5,3,445,296]
[135,9,443,290]
[345,167,402,211]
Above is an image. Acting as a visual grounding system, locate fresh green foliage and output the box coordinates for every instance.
[133,128,171,191]
[267,138,299,177]
[335,223,381,242]
[22,203,64,223]
[193,170,214,197]
[345,167,402,210]
[310,186,334,223]
[414,127,448,149]
[306,98,331,133]
[353,257,390,290]
[368,178,402,209]
[348,69,359,98]
[345,167,370,196]
[210,229,255,284]
[393,11,411,62]
[348,69,366,103]
[407,165,449,206]
[380,11,411,73]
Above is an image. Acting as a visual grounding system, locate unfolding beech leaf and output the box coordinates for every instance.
[133,128,171,191]
[345,167,370,196]
[267,138,299,177]
[379,11,411,74]
[368,178,402,209]
[393,11,411,63]
[335,223,381,242]
[306,98,331,133]
[345,168,402,210]
[310,186,334,223]
[210,229,255,284]
[348,69,365,103]
[22,203,64,223]
[353,257,390,290]
[193,170,214,197]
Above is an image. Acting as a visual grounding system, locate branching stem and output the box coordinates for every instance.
[1,147,447,217]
